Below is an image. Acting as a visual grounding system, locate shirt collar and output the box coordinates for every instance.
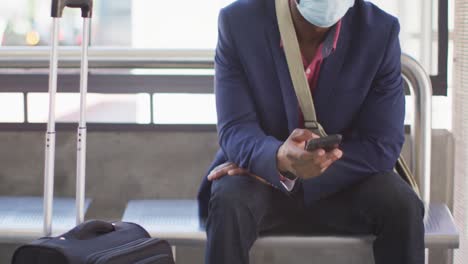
[322,20,341,57]
[279,20,342,58]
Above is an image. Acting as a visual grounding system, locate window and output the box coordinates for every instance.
[0,0,452,129]
[0,0,235,48]
[370,0,445,75]
[371,0,453,129]
[0,0,443,70]
[153,93,216,124]
[0,93,24,123]
[27,93,151,124]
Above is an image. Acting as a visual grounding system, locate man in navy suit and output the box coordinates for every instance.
[197,0,425,263]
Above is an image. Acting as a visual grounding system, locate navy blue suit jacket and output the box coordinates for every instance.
[197,0,405,218]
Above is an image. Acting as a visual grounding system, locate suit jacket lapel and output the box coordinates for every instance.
[266,24,299,133]
[313,11,353,126]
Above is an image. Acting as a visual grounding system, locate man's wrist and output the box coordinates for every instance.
[277,145,297,180]
[280,170,298,181]
[276,144,289,172]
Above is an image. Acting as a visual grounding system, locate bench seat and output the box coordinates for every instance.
[0,196,91,243]
[122,199,459,249]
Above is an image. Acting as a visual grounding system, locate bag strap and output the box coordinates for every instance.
[275,0,327,137]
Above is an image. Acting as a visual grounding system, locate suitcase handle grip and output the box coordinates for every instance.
[68,220,115,240]
[51,0,93,18]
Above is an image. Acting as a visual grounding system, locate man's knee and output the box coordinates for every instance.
[208,175,271,222]
[369,172,424,227]
[386,186,423,221]
[210,177,249,212]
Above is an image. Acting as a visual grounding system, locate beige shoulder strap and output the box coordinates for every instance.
[275,0,327,136]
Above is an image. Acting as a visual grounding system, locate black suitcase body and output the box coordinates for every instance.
[12,220,175,264]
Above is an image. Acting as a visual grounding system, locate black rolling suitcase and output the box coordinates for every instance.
[12,1,174,263]
[12,220,174,264]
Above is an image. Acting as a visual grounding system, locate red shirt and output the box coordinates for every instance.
[279,21,342,184]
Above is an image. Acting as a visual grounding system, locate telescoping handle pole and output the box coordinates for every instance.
[44,0,93,236]
[44,16,60,237]
[76,16,91,226]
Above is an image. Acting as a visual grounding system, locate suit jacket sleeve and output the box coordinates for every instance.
[214,9,284,188]
[302,20,406,203]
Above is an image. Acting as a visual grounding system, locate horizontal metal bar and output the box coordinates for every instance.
[0,123,411,133]
[2,72,441,96]
[0,47,214,69]
[0,123,217,132]
[0,73,214,94]
[0,47,448,96]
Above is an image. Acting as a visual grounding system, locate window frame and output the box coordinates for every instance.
[431,0,449,96]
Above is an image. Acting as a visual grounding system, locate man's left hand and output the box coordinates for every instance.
[207,162,250,181]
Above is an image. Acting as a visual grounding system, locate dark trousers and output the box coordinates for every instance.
[205,172,425,264]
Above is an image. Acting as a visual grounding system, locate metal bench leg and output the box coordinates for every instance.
[172,245,176,263]
[428,248,454,264]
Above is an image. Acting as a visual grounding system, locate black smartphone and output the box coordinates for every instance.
[305,134,342,152]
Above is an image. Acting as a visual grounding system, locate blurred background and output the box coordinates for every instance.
[0,1,465,264]
[0,0,454,128]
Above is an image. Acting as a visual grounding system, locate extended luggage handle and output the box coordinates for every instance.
[44,0,92,237]
[52,0,93,18]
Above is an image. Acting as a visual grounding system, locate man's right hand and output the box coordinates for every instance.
[277,129,343,180]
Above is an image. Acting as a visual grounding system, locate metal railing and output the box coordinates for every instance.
[401,54,433,207]
[0,45,447,95]
[0,47,214,69]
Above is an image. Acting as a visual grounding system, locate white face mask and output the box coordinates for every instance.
[296,0,355,28]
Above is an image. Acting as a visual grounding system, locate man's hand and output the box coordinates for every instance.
[208,129,342,182]
[207,162,250,181]
[207,162,271,186]
[277,129,343,179]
